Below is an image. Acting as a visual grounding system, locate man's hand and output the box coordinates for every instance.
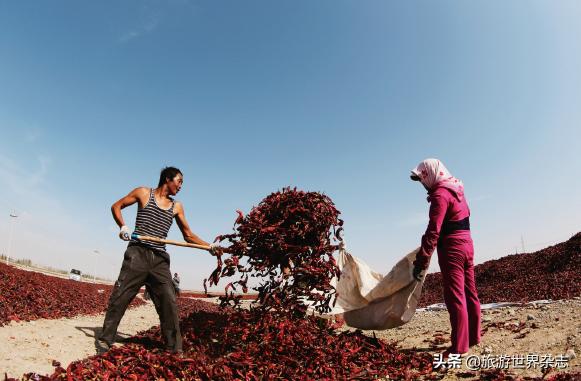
[209,243,221,256]
[119,226,131,241]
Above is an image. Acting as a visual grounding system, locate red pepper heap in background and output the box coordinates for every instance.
[0,263,145,326]
[419,232,581,307]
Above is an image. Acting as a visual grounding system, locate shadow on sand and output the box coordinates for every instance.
[75,326,141,354]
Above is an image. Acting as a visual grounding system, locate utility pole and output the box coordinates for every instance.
[7,212,18,264]
[93,249,100,282]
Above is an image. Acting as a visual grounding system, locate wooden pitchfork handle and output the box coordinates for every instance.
[131,233,211,251]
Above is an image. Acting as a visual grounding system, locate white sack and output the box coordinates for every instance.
[334,247,429,330]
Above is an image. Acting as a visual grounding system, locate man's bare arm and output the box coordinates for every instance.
[174,202,211,246]
[111,187,148,228]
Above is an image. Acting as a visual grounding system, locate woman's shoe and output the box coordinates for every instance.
[442,349,468,360]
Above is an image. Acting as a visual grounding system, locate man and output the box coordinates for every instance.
[98,166,217,353]
[172,272,181,295]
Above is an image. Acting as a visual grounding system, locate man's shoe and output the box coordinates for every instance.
[164,347,184,356]
[96,338,113,351]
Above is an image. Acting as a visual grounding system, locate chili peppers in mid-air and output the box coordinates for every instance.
[206,187,344,315]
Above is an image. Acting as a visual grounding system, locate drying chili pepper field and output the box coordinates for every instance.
[1,189,580,380]
[0,262,144,326]
[7,298,437,380]
[5,297,580,380]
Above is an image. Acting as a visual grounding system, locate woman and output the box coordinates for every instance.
[410,158,480,356]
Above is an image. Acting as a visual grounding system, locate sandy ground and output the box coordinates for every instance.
[357,297,581,380]
[1,297,579,379]
[1,298,161,379]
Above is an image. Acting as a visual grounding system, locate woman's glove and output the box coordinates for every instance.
[412,254,429,281]
[412,264,424,281]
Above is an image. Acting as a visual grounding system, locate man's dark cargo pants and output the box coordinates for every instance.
[100,243,182,352]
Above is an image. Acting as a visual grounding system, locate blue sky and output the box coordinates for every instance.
[1,1,580,290]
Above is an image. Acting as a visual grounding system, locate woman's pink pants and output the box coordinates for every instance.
[437,232,481,354]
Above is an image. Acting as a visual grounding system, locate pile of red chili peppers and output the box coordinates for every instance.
[12,299,439,381]
[10,298,580,381]
[0,262,144,326]
[419,232,581,307]
[206,187,343,315]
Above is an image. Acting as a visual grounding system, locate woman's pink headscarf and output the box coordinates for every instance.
[410,158,464,201]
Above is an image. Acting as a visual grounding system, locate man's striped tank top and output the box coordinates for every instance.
[131,189,174,251]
